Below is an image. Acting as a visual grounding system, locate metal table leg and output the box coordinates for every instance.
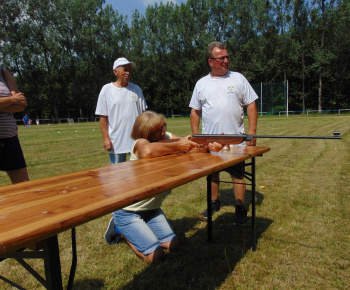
[67,228,77,290]
[0,228,77,289]
[207,174,212,242]
[206,157,257,250]
[244,157,257,251]
[251,157,256,251]
[43,235,63,290]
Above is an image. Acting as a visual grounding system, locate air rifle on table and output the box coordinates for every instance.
[190,131,341,145]
[160,131,341,146]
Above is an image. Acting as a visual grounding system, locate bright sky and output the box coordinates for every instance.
[104,0,187,19]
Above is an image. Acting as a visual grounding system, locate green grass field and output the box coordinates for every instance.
[1,115,349,289]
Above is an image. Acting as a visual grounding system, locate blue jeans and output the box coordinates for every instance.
[109,152,127,165]
[113,208,177,255]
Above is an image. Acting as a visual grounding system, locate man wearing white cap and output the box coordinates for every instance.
[95,57,147,165]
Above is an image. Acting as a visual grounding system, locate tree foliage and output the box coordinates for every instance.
[0,0,348,119]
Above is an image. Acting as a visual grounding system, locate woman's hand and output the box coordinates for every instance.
[176,135,199,152]
[11,92,28,106]
[0,93,27,113]
[207,142,223,152]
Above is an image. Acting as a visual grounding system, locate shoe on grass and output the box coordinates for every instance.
[200,200,221,219]
[105,218,121,245]
[234,205,247,225]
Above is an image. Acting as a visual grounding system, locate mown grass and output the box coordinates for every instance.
[0,115,349,289]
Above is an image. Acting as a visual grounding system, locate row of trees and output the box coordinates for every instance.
[1,0,349,119]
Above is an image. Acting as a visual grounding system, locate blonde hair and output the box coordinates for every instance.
[131,111,166,140]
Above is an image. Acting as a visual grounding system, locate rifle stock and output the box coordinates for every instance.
[190,135,245,145]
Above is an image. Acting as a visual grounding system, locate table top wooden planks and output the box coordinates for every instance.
[0,146,270,255]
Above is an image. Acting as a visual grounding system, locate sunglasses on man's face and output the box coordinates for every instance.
[210,55,229,62]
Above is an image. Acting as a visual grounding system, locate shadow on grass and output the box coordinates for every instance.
[121,214,273,289]
[218,188,265,211]
[72,278,105,289]
[72,190,268,289]
[72,213,272,289]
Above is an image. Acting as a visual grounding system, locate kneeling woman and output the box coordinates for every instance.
[112,111,221,262]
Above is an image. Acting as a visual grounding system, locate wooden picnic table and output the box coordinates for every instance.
[0,146,270,289]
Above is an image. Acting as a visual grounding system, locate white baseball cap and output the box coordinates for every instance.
[113,57,136,70]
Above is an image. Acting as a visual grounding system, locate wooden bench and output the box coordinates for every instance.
[0,146,270,289]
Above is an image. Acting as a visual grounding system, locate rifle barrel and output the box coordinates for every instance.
[192,131,341,142]
[252,130,341,140]
[252,135,341,139]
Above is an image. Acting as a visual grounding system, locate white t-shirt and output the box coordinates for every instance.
[189,71,258,135]
[95,82,147,153]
